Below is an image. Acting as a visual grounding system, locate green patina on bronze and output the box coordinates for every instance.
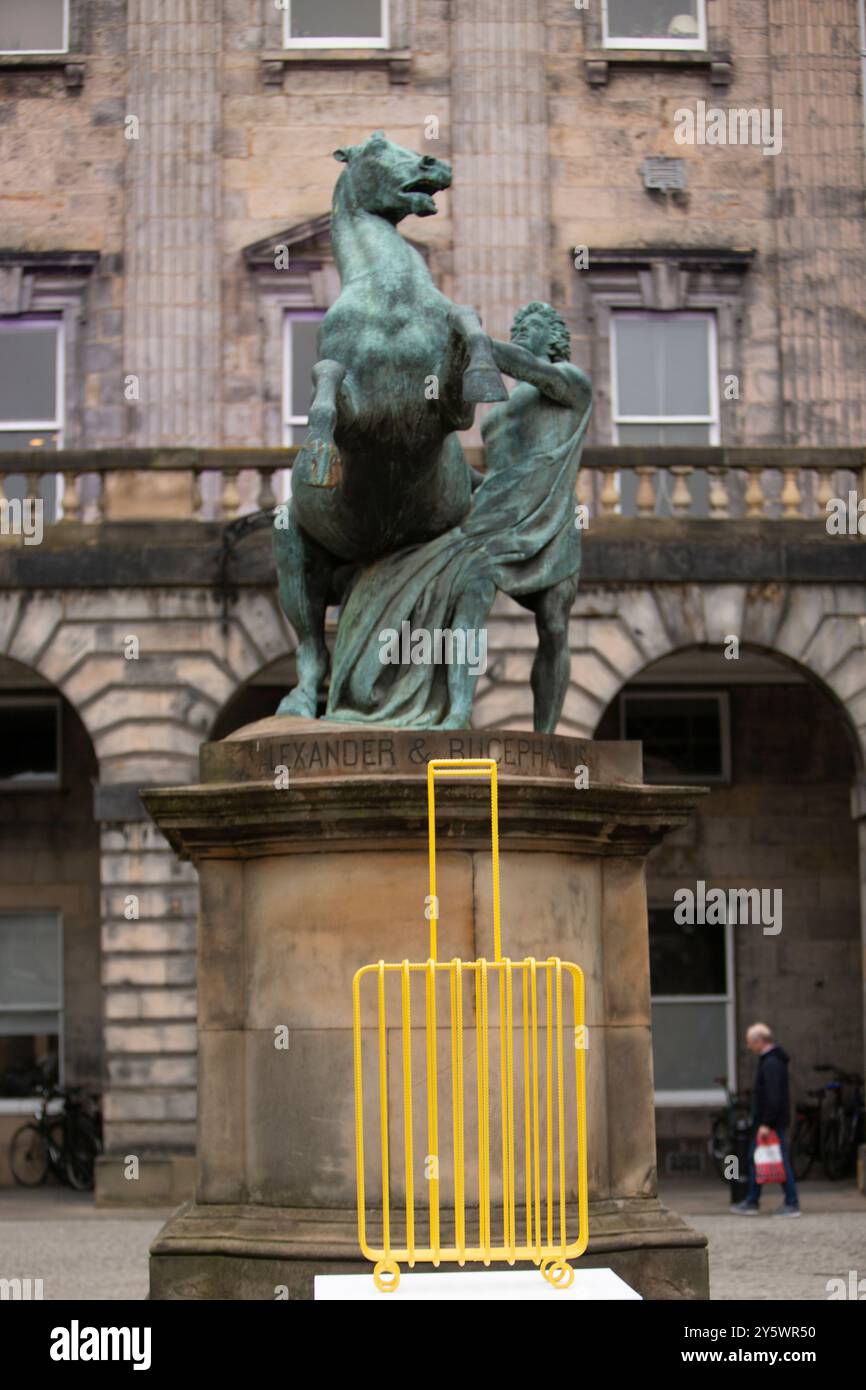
[273,132,592,733]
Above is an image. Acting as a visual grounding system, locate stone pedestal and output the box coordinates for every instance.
[143,721,710,1300]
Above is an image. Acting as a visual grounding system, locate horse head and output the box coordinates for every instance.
[332,131,451,223]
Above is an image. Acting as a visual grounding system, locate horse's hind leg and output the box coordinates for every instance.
[273,501,335,718]
[449,305,508,404]
[296,359,346,488]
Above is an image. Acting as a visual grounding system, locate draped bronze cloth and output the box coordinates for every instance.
[325,407,590,728]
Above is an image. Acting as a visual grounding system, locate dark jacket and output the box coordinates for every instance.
[751,1045,791,1130]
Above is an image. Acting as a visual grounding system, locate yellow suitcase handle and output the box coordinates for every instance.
[426,758,501,963]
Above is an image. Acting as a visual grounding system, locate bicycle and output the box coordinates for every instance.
[708,1076,752,1180]
[790,1090,822,1180]
[817,1065,864,1181]
[9,1085,103,1191]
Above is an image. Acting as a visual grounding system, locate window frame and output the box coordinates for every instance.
[619,688,732,785]
[282,309,325,447]
[0,908,64,1106]
[601,0,706,52]
[0,694,63,791]
[610,309,720,446]
[282,0,389,50]
[0,0,70,56]
[651,905,736,1107]
[0,315,65,450]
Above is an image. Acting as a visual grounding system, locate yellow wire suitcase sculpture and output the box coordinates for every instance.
[352,758,589,1291]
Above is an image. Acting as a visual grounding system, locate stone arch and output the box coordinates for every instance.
[0,587,296,785]
[565,582,866,773]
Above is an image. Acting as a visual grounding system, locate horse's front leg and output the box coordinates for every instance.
[449,305,508,404]
[273,501,335,718]
[296,359,346,488]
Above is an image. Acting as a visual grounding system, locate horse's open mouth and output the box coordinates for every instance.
[402,178,445,196]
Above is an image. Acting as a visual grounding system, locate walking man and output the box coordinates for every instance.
[731,1022,801,1216]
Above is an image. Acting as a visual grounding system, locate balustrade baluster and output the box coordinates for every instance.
[61,471,80,523]
[634,466,657,518]
[599,466,619,516]
[220,469,240,519]
[257,468,277,512]
[707,467,731,520]
[780,467,803,519]
[669,466,694,517]
[744,467,766,518]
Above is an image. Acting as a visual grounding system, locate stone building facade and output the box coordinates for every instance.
[1,1,865,1195]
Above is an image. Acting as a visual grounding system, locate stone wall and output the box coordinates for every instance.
[2,4,865,451]
[598,680,862,1156]
[1,572,864,1173]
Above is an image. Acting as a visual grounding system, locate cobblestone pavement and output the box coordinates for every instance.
[660,1177,866,1301]
[0,1180,864,1300]
[0,1189,169,1301]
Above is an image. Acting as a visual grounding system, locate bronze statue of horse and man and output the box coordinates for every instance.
[273,132,591,732]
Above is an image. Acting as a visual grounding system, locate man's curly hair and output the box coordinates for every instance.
[511,302,571,363]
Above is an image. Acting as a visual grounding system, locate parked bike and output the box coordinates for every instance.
[708,1075,752,1181]
[9,1085,103,1191]
[790,1064,864,1181]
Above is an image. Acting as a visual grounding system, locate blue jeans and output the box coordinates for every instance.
[745,1125,799,1208]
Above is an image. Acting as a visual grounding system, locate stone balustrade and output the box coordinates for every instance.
[0,446,864,524]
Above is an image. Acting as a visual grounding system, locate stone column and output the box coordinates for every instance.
[94,783,199,1206]
[111,0,223,515]
[449,0,551,343]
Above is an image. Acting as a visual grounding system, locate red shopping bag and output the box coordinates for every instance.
[754,1129,786,1184]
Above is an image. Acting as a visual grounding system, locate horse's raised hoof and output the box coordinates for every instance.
[276,688,319,718]
[463,366,509,404]
[297,437,342,489]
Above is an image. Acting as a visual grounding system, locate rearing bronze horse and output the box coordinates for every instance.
[273,132,507,718]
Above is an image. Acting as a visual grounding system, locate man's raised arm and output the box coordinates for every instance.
[489,340,591,412]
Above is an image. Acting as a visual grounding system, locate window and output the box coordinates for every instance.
[284,0,388,49]
[611,310,718,516]
[620,690,730,784]
[603,0,705,50]
[283,311,323,447]
[0,317,64,520]
[649,904,734,1105]
[0,912,63,1098]
[0,0,68,54]
[280,311,323,500]
[0,697,62,789]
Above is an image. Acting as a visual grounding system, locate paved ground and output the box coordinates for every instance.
[0,1178,863,1300]
[658,1176,866,1301]
[0,1188,169,1300]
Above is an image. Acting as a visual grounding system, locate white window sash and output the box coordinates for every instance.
[282,309,324,448]
[0,0,69,55]
[0,910,64,1094]
[0,318,65,444]
[610,311,720,466]
[601,0,706,51]
[650,909,737,1101]
[283,0,389,49]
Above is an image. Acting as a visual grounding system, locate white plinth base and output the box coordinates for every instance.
[315,1268,642,1301]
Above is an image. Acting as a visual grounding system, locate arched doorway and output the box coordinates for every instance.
[210,652,299,741]
[0,655,101,1183]
[595,644,863,1178]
